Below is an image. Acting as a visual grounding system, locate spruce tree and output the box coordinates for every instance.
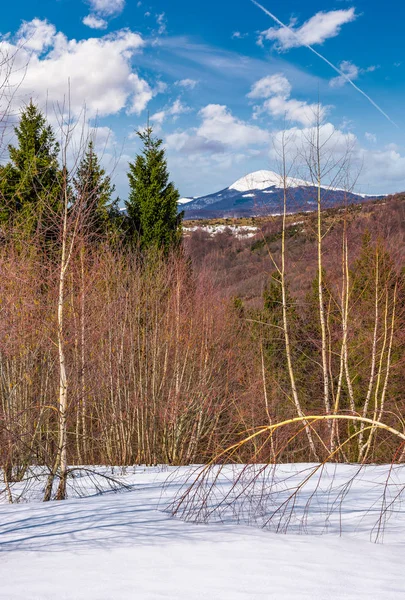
[73,140,118,238]
[0,101,61,234]
[126,125,182,251]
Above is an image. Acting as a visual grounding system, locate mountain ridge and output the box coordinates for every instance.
[180,170,382,219]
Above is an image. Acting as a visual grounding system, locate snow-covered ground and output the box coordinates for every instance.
[184,224,258,238]
[0,464,404,599]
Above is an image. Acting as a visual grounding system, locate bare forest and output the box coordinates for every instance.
[0,84,404,508]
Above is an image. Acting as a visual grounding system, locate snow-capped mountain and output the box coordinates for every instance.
[229,170,309,192]
[182,170,382,219]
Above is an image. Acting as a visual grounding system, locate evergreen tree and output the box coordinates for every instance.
[348,234,400,404]
[73,140,118,238]
[262,272,300,368]
[0,101,61,234]
[126,126,182,251]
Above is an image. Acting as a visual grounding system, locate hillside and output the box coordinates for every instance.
[184,193,405,304]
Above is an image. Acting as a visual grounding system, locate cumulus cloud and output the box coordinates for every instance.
[197,104,270,148]
[271,122,355,158]
[270,122,405,193]
[166,132,227,155]
[166,104,270,156]
[358,147,405,191]
[16,18,56,53]
[86,0,125,17]
[268,122,358,189]
[262,96,326,126]
[82,14,108,29]
[249,74,327,126]
[128,73,154,115]
[260,8,357,51]
[0,19,153,119]
[248,74,291,99]
[83,0,125,30]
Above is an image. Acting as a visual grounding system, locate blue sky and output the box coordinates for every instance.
[1,0,404,198]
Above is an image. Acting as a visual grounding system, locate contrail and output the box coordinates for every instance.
[251,0,397,128]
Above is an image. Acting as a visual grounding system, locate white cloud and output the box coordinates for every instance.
[151,98,190,125]
[16,18,56,53]
[261,8,357,51]
[156,13,167,35]
[232,32,248,40]
[330,60,359,87]
[89,125,115,150]
[151,110,166,125]
[128,73,154,115]
[262,96,325,126]
[83,0,125,30]
[82,14,108,29]
[153,81,168,94]
[269,123,360,190]
[271,123,355,161]
[176,78,198,90]
[365,132,377,143]
[170,98,190,116]
[270,122,405,194]
[249,74,327,126]
[330,60,378,87]
[0,20,153,119]
[166,131,192,151]
[168,149,248,194]
[248,74,291,99]
[166,104,270,156]
[87,0,125,17]
[359,147,405,190]
[198,104,270,148]
[67,123,116,160]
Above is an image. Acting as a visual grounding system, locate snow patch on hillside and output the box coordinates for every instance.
[184,224,258,238]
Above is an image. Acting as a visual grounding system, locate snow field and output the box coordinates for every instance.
[0,464,404,599]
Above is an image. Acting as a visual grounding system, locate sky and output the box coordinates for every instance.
[0,0,404,199]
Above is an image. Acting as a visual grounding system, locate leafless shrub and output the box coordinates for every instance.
[171,415,405,541]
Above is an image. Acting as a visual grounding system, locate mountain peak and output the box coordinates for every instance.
[229,170,309,192]
[229,170,282,192]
